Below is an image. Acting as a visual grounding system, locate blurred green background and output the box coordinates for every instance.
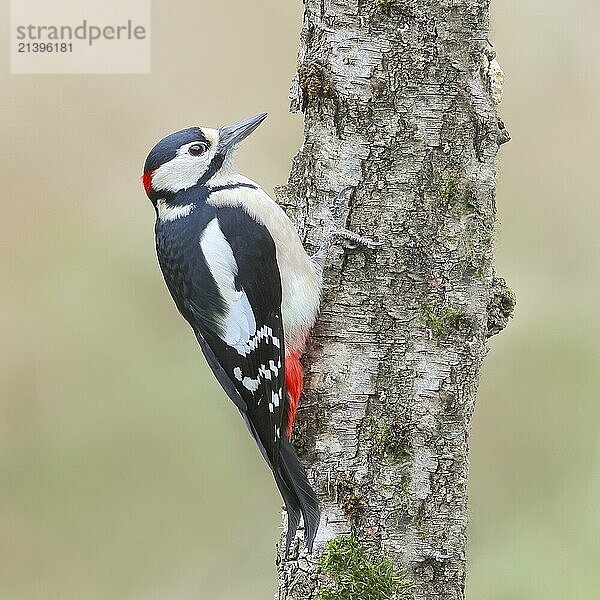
[1,0,598,598]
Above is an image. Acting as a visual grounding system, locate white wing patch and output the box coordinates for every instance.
[207,182,321,353]
[200,218,257,353]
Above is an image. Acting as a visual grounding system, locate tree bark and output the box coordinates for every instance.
[275,1,513,599]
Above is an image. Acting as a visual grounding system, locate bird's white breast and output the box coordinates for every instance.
[207,179,321,353]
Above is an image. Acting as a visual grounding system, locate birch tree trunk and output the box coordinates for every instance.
[274,1,513,598]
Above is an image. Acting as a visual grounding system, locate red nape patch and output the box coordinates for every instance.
[141,170,154,197]
[285,350,304,437]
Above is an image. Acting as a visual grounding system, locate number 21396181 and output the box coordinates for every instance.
[18,42,73,53]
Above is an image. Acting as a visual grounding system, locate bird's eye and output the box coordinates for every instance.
[188,143,208,156]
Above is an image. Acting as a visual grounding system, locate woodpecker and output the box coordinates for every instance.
[142,113,321,551]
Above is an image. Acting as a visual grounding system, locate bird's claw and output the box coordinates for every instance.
[333,228,384,250]
[334,186,354,205]
[311,187,384,266]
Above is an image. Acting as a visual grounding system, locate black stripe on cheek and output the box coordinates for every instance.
[198,153,225,186]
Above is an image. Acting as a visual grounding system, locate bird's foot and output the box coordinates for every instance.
[311,186,383,267]
[311,226,383,267]
[332,228,384,250]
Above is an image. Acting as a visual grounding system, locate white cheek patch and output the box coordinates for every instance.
[200,218,257,353]
[152,139,218,193]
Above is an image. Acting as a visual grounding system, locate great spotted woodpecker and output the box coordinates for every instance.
[142,113,320,551]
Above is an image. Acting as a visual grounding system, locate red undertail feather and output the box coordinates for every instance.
[285,350,304,437]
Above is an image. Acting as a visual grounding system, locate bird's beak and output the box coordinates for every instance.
[218,112,268,153]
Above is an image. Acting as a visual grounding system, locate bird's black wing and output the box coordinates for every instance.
[158,203,319,550]
[185,206,286,467]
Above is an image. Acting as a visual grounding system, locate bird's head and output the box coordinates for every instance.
[142,112,267,200]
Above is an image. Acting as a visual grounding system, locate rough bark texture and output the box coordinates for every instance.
[274,1,512,599]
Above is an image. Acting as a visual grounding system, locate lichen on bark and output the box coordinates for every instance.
[275,1,513,599]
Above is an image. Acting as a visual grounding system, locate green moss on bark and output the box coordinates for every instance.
[317,536,412,600]
[367,417,411,463]
[421,302,461,338]
[291,405,325,456]
[433,170,458,206]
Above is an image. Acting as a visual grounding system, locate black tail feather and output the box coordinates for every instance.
[273,468,301,551]
[239,410,320,551]
[275,438,320,552]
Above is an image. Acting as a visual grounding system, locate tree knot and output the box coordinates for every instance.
[298,63,334,110]
[486,277,516,337]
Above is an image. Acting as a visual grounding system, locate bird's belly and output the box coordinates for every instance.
[279,252,321,354]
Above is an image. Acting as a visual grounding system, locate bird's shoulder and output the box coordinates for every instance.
[207,176,301,253]
[207,175,284,217]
